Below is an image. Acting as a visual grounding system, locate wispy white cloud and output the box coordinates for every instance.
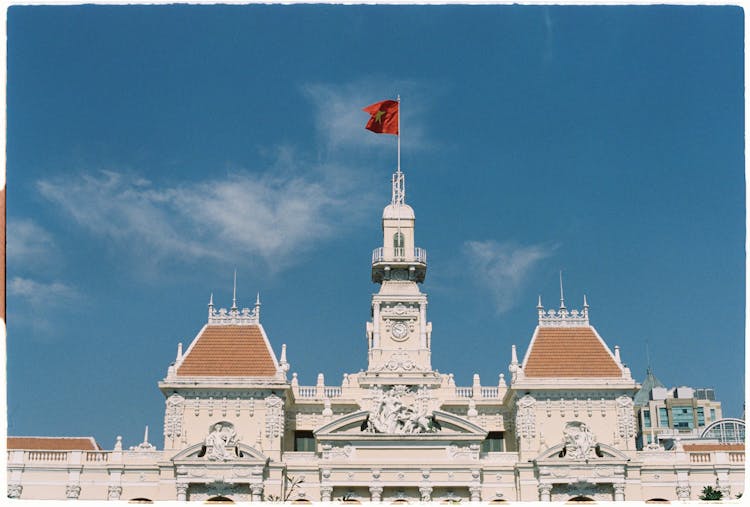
[35,80,434,275]
[463,239,556,313]
[8,277,80,303]
[6,218,59,269]
[7,276,81,338]
[36,162,370,272]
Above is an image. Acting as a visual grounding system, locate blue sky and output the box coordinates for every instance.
[6,4,744,448]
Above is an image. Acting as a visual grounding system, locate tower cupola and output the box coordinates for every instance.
[371,171,427,284]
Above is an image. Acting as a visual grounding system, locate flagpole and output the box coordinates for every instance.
[397,94,401,175]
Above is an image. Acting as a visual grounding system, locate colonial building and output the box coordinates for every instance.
[6,170,745,502]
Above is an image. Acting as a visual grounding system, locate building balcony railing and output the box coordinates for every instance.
[372,247,427,265]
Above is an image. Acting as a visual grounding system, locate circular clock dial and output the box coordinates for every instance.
[391,321,409,340]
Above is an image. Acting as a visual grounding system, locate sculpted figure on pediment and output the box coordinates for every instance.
[203,421,239,461]
[562,421,597,460]
[364,385,438,434]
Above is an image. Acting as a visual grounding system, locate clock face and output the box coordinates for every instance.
[391,321,409,340]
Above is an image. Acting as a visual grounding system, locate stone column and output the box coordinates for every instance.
[373,303,381,348]
[65,484,81,500]
[469,485,482,502]
[176,482,188,501]
[538,483,553,502]
[107,485,123,501]
[419,486,433,502]
[676,485,691,501]
[369,485,383,502]
[613,483,625,501]
[250,483,264,502]
[7,484,22,499]
[320,486,333,502]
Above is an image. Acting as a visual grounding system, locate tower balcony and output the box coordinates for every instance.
[371,247,427,284]
[371,246,427,265]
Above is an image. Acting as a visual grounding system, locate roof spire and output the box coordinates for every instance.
[253,292,261,321]
[208,292,214,320]
[232,269,238,311]
[559,270,566,310]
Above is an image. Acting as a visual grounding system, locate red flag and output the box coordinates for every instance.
[363,100,399,135]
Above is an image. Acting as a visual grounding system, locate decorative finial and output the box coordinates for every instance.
[232,270,238,311]
[208,293,214,320]
[537,295,543,309]
[143,425,149,444]
[559,270,566,310]
[280,344,289,373]
[176,342,183,362]
[255,292,261,307]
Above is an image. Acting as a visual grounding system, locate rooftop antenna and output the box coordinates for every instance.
[559,270,566,310]
[232,269,238,311]
[646,341,652,374]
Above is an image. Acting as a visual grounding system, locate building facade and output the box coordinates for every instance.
[6,170,745,502]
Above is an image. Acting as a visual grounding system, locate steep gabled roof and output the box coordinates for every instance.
[523,326,623,378]
[176,324,278,377]
[7,436,101,450]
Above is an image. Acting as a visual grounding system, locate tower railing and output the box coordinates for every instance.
[372,247,427,265]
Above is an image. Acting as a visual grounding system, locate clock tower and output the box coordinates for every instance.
[362,170,438,386]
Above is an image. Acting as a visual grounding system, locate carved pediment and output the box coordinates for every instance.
[314,410,487,439]
[534,441,630,462]
[171,442,269,463]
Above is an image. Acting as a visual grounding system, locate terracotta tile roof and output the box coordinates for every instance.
[523,327,622,378]
[684,443,745,451]
[7,436,101,450]
[176,324,278,377]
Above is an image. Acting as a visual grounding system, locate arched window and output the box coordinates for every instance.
[393,232,405,257]
[206,496,234,503]
[128,499,153,504]
[566,497,595,503]
[645,500,670,504]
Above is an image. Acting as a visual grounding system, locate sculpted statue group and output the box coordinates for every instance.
[561,421,600,460]
[203,422,239,461]
[364,385,438,434]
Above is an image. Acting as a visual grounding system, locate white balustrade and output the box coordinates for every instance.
[481,387,499,398]
[27,451,68,462]
[729,452,745,463]
[689,453,711,463]
[324,387,342,398]
[456,387,473,398]
[297,386,317,398]
[372,247,427,264]
[85,451,109,463]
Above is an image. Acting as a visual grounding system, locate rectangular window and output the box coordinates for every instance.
[481,431,504,452]
[643,410,652,428]
[710,408,716,421]
[672,406,695,429]
[294,430,315,452]
[697,407,705,426]
[658,407,669,427]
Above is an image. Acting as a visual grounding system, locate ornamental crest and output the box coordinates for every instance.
[363,385,438,434]
[164,393,185,440]
[265,394,284,438]
[515,394,536,439]
[616,395,636,439]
